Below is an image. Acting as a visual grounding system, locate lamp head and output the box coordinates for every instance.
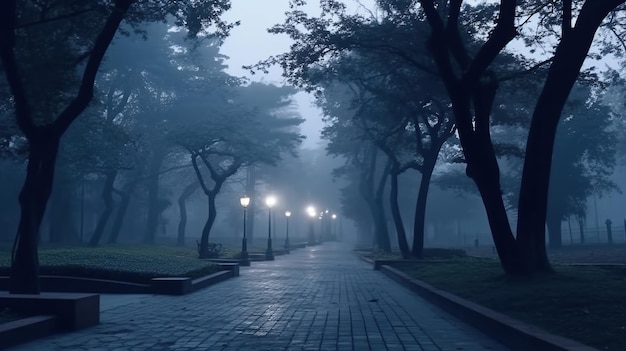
[285,211,292,217]
[265,195,277,208]
[240,196,250,208]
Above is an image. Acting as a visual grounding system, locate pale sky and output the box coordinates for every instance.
[220,0,375,149]
[220,1,322,149]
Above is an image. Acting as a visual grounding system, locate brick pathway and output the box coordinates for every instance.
[11,242,508,351]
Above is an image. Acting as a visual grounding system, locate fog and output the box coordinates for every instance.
[1,0,625,257]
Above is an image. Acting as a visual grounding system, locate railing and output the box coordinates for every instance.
[422,219,626,248]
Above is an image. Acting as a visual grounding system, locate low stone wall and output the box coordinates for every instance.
[0,262,239,295]
[376,263,598,351]
[0,292,99,331]
[0,315,58,349]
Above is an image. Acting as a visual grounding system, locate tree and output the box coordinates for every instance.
[0,0,233,294]
[171,82,304,258]
[314,52,455,257]
[417,0,626,274]
[439,81,620,249]
[176,180,200,246]
[546,86,618,247]
[319,87,393,252]
[257,0,626,275]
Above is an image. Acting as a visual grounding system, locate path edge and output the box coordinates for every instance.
[360,256,599,351]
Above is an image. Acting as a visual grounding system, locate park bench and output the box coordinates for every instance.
[196,240,223,258]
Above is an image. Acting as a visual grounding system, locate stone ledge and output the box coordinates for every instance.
[216,263,240,276]
[248,253,272,261]
[0,266,237,295]
[190,270,234,294]
[378,264,598,351]
[374,259,448,270]
[0,276,151,294]
[0,292,99,331]
[359,256,374,265]
[203,258,248,267]
[150,270,236,295]
[0,315,58,349]
[150,277,191,295]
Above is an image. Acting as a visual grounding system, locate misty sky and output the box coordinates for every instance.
[220,0,375,149]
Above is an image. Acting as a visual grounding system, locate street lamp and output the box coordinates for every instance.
[306,206,316,217]
[239,195,250,265]
[265,195,277,260]
[306,205,316,245]
[319,214,324,242]
[332,214,337,241]
[284,211,291,252]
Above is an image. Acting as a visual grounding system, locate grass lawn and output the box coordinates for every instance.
[0,245,222,284]
[389,257,626,351]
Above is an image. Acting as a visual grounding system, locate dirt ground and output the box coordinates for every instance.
[466,244,626,264]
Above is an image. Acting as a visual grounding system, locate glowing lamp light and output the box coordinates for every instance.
[240,196,250,208]
[266,195,277,208]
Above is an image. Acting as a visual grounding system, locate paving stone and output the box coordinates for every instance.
[9,242,509,351]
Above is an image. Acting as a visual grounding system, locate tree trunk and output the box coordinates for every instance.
[10,138,59,294]
[578,217,586,244]
[89,171,117,246]
[546,213,562,249]
[472,163,525,275]
[199,193,218,259]
[358,145,391,252]
[177,181,199,246]
[515,3,615,273]
[373,160,392,252]
[107,184,136,244]
[411,161,435,259]
[143,149,164,244]
[441,77,525,275]
[47,179,78,244]
[389,168,410,258]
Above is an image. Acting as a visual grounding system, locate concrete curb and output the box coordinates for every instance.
[0,315,58,350]
[0,292,100,348]
[373,261,598,351]
[0,293,100,331]
[0,263,238,295]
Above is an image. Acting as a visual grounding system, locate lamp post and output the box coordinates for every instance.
[240,195,250,265]
[332,214,337,241]
[319,212,324,242]
[284,211,291,252]
[323,209,329,241]
[306,205,316,245]
[265,195,276,260]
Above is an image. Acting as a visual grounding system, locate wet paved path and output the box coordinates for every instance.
[11,242,508,351]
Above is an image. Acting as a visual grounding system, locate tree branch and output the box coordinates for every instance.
[562,0,572,39]
[191,153,210,196]
[445,0,470,69]
[52,0,134,136]
[0,0,37,139]
[17,8,100,29]
[463,0,517,86]
[498,58,553,82]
